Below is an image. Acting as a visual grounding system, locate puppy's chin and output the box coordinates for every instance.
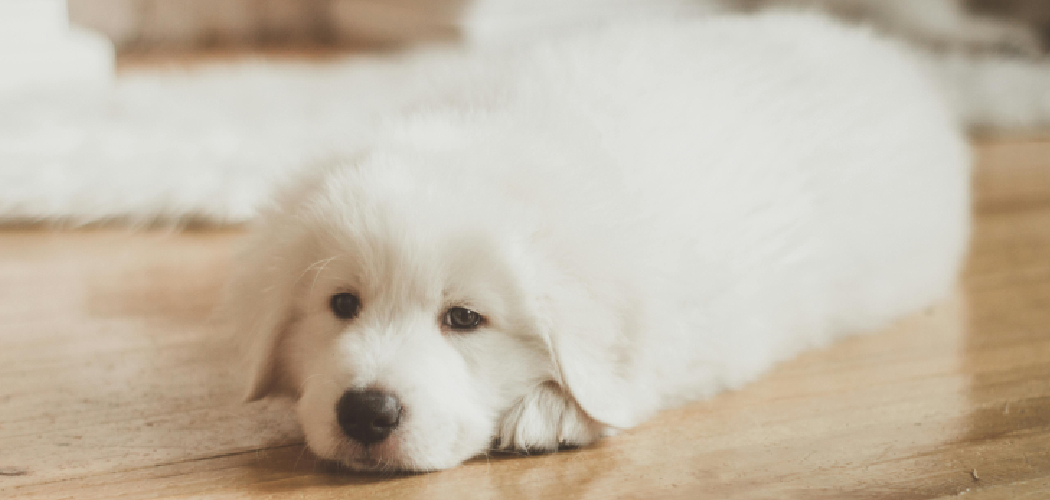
[298,412,490,472]
[296,382,494,472]
[315,435,466,473]
[296,382,605,471]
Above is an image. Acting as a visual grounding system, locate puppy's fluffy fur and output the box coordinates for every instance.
[226,12,970,471]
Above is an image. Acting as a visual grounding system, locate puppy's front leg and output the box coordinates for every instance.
[494,381,606,452]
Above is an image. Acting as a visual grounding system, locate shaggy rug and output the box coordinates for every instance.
[0,50,468,225]
[2,42,1050,226]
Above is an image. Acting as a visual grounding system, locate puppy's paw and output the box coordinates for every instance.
[494,381,605,453]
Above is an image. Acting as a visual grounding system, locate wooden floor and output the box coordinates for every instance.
[2,136,1049,500]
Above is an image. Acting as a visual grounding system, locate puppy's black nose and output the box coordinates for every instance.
[336,389,402,445]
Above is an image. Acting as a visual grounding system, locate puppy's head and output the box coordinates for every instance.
[224,154,637,471]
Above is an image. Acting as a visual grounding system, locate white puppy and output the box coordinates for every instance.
[225,12,970,472]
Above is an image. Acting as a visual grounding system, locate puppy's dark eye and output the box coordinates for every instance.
[330,293,361,320]
[444,307,484,331]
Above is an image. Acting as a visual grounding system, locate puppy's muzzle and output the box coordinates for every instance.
[336,389,402,445]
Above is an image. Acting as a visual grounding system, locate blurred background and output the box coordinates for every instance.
[3,0,1050,226]
[61,0,1050,54]
[61,0,1050,53]
[67,0,465,52]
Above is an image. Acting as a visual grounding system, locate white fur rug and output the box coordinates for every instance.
[0,50,463,225]
[2,40,1050,226]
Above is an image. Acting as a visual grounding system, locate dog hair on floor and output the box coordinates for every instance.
[225,12,972,471]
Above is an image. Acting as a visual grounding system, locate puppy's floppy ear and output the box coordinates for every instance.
[537,278,654,430]
[222,229,296,402]
[222,163,342,401]
[221,204,315,402]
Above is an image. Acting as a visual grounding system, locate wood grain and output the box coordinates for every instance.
[2,136,1049,499]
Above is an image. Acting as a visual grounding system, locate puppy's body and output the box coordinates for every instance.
[228,13,970,471]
